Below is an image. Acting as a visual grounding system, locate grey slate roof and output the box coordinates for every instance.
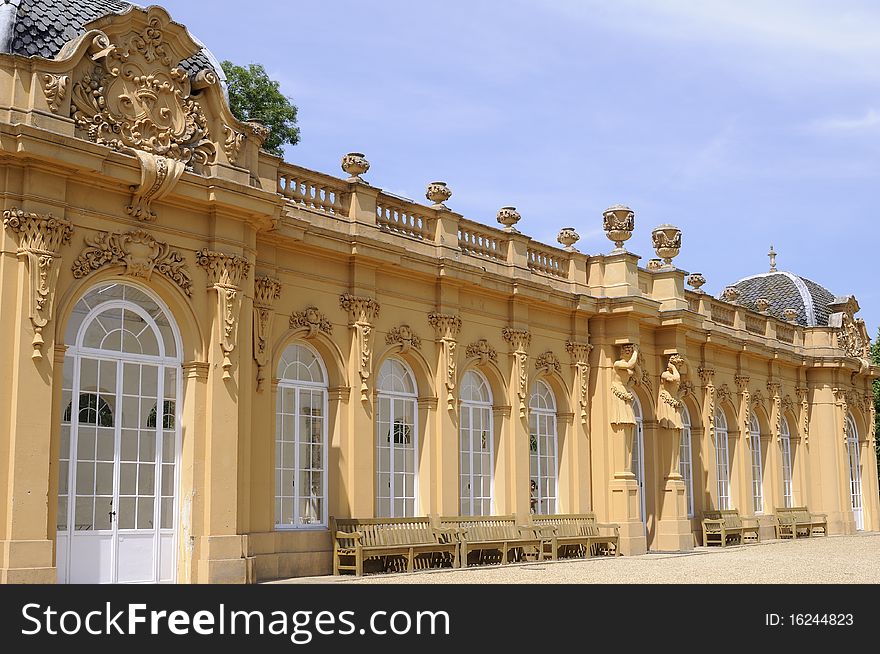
[6,0,217,77]
[721,271,838,327]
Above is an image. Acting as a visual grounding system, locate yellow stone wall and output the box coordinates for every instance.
[0,5,877,583]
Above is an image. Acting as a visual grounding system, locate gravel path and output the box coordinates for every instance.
[268,533,880,584]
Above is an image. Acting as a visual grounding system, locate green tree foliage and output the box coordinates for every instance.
[872,327,880,483]
[221,61,300,157]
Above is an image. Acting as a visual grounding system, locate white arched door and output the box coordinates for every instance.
[459,371,494,515]
[58,283,182,583]
[846,414,864,531]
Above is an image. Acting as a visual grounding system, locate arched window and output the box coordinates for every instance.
[749,413,764,514]
[275,343,328,528]
[846,414,863,530]
[58,282,181,584]
[632,396,646,523]
[529,381,558,515]
[680,405,694,518]
[780,417,794,509]
[376,359,418,517]
[714,409,731,510]
[459,371,494,515]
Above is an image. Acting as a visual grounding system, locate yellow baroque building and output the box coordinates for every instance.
[0,2,877,584]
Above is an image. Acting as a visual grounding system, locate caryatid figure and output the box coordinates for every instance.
[610,343,640,475]
[657,354,684,430]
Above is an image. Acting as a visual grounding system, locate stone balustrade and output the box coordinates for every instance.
[527,245,569,278]
[457,218,508,262]
[277,163,348,216]
[375,193,433,240]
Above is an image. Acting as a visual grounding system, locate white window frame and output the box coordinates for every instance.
[749,413,764,514]
[376,358,419,518]
[529,380,558,515]
[714,409,731,510]
[680,405,695,518]
[780,417,794,510]
[846,413,864,531]
[459,370,494,516]
[275,342,329,530]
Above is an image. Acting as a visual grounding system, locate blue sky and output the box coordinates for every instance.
[158,0,880,336]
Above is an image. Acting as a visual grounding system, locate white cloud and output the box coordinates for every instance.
[809,109,880,132]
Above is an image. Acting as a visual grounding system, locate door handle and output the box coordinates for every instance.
[109,510,117,523]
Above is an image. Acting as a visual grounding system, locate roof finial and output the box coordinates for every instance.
[768,245,777,272]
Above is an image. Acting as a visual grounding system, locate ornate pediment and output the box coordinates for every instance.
[69,7,216,168]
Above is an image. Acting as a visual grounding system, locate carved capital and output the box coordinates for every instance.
[565,340,593,364]
[428,312,462,339]
[4,209,74,360]
[698,367,715,387]
[252,276,281,392]
[339,293,380,324]
[795,387,810,444]
[734,375,750,392]
[386,325,421,353]
[196,248,251,288]
[71,228,192,296]
[502,327,531,352]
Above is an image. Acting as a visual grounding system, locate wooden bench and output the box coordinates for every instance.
[775,506,828,539]
[701,509,760,547]
[529,513,620,559]
[439,515,543,566]
[330,516,459,576]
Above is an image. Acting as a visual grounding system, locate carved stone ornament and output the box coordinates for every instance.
[767,381,782,441]
[566,340,592,426]
[834,312,871,367]
[716,383,732,408]
[69,9,217,168]
[646,258,663,270]
[426,181,452,209]
[557,227,580,251]
[795,387,810,444]
[341,152,370,182]
[223,125,245,166]
[197,249,251,380]
[428,313,462,411]
[290,306,333,338]
[720,286,741,303]
[602,204,635,252]
[466,339,497,366]
[41,73,69,113]
[735,375,750,430]
[651,224,681,267]
[3,209,74,360]
[536,351,561,374]
[503,328,531,418]
[252,276,281,392]
[687,272,706,293]
[386,325,422,352]
[755,297,770,313]
[126,150,186,222]
[497,207,521,232]
[71,228,192,296]
[340,294,380,402]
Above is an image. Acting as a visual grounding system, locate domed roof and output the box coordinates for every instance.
[0,0,223,81]
[721,270,839,327]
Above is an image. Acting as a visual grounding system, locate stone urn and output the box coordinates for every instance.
[783,308,799,323]
[557,227,580,251]
[721,286,741,303]
[646,258,663,270]
[497,207,521,232]
[603,204,634,252]
[651,224,682,267]
[426,181,452,209]
[755,297,770,313]
[687,272,706,293]
[341,152,370,182]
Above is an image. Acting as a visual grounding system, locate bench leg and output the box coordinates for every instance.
[501,543,509,565]
[407,548,414,573]
[355,550,363,577]
[333,548,339,575]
